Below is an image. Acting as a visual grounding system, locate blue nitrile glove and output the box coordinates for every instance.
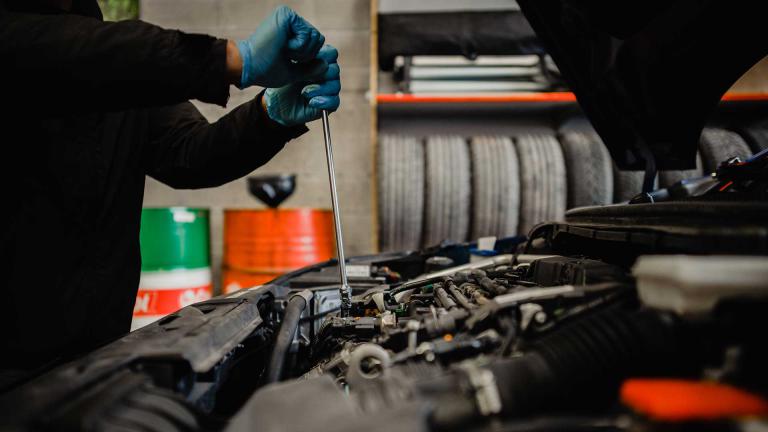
[237,6,327,88]
[264,45,341,127]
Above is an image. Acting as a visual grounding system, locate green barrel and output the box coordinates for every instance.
[139,207,211,271]
[134,207,213,330]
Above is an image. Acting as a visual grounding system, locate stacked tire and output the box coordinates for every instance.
[558,130,613,208]
[376,121,763,251]
[699,128,753,173]
[377,135,425,252]
[515,134,567,234]
[377,133,566,250]
[734,119,768,153]
[423,136,472,246]
[469,136,520,240]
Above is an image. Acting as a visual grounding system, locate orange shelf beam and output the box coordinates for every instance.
[376,92,768,104]
[721,92,768,101]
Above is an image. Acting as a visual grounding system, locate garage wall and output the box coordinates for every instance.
[732,57,768,94]
[139,0,374,292]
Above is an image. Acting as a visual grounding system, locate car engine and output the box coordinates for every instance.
[3,151,768,431]
[3,220,768,431]
[227,242,768,432]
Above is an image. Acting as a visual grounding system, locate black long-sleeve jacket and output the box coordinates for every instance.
[0,0,307,374]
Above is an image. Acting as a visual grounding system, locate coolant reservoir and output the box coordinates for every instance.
[633,255,768,317]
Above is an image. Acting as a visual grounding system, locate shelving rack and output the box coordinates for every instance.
[368,0,768,252]
[376,92,768,105]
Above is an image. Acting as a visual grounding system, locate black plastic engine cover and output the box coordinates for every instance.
[529,256,628,286]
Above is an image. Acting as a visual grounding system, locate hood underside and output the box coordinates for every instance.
[517,0,768,170]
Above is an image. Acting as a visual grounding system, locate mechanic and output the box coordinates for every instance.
[0,0,341,389]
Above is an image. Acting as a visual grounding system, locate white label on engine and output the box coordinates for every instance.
[346,265,371,278]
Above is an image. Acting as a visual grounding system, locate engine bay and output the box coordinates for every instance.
[3,211,768,431]
[228,237,768,432]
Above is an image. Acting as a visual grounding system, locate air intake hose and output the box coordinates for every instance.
[489,305,701,416]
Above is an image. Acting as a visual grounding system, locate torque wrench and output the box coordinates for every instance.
[321,110,351,317]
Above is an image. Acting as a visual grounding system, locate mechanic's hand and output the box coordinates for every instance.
[264,45,341,127]
[237,6,327,88]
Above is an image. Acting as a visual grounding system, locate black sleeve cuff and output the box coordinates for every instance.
[188,36,231,107]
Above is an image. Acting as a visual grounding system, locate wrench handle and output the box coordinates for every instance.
[321,110,351,316]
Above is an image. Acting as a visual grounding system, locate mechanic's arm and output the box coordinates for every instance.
[144,45,341,189]
[144,98,302,188]
[0,5,326,112]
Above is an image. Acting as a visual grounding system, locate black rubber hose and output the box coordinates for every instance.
[432,306,697,429]
[267,290,312,383]
[488,304,702,416]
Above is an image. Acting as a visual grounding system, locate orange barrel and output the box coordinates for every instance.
[222,268,281,294]
[132,207,212,330]
[223,208,334,281]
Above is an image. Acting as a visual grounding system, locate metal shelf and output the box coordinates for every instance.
[376,92,768,105]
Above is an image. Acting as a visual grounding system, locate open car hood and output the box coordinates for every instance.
[517,0,768,170]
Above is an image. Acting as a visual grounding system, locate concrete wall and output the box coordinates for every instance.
[139,0,374,293]
[732,57,768,94]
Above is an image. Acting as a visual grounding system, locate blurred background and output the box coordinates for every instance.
[106,0,768,328]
